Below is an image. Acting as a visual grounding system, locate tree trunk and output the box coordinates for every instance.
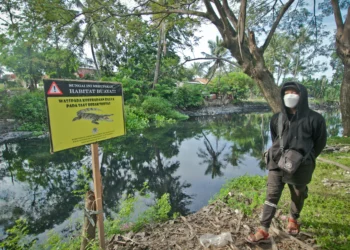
[228,46,282,112]
[332,3,350,136]
[81,190,97,250]
[252,67,282,113]
[28,79,35,92]
[90,42,101,79]
[217,26,282,113]
[153,29,163,88]
[340,63,350,136]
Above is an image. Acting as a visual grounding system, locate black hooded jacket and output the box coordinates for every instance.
[267,82,327,184]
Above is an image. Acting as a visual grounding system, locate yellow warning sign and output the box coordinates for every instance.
[44,79,125,152]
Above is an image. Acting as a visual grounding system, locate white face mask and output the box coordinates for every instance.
[284,94,300,108]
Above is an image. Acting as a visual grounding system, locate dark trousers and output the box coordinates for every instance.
[260,170,308,229]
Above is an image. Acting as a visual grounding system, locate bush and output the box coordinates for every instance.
[106,77,150,103]
[141,96,173,116]
[141,96,188,120]
[9,91,47,131]
[209,72,254,101]
[171,84,205,109]
[5,80,24,89]
[125,106,150,130]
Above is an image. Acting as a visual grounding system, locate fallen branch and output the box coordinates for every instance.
[271,236,279,250]
[270,226,314,250]
[235,214,243,233]
[120,235,144,246]
[318,157,350,171]
[181,216,195,236]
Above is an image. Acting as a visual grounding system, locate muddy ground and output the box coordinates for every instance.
[107,200,318,250]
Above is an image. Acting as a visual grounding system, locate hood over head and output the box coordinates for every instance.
[280,81,309,116]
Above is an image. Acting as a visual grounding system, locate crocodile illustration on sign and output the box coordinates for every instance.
[72,108,113,124]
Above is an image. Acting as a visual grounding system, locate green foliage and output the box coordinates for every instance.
[210,175,267,215]
[8,91,47,131]
[104,77,149,104]
[43,48,79,79]
[4,80,23,88]
[326,136,350,145]
[125,106,150,130]
[0,219,36,250]
[150,81,176,100]
[141,96,188,120]
[36,230,85,250]
[72,165,93,197]
[0,93,11,118]
[132,193,172,232]
[172,84,205,109]
[106,183,173,235]
[209,72,256,101]
[141,96,172,115]
[302,77,340,102]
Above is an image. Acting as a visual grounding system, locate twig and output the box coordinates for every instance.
[121,235,144,246]
[271,236,279,250]
[229,244,239,250]
[181,216,195,236]
[235,214,243,233]
[270,226,314,250]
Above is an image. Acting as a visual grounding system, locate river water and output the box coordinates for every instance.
[0,111,342,241]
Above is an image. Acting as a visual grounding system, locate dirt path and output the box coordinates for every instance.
[107,200,318,250]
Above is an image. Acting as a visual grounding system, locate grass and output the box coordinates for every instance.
[212,137,350,250]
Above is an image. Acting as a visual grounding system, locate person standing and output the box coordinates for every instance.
[247,81,327,243]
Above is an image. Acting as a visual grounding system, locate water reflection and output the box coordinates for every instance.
[0,111,341,240]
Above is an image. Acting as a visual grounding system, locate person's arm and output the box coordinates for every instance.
[270,114,278,142]
[313,117,327,158]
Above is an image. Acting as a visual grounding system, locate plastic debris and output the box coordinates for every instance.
[199,232,233,247]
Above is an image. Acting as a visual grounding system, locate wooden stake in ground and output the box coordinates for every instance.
[81,191,97,250]
[91,143,105,249]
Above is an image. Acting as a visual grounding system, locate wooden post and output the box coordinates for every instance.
[80,191,97,250]
[91,143,105,249]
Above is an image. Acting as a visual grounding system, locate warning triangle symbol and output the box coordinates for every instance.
[47,81,63,95]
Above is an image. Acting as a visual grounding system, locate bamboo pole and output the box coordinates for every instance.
[91,143,105,249]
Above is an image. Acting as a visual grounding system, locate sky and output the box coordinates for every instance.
[0,0,342,81]
[173,10,338,81]
[104,0,340,81]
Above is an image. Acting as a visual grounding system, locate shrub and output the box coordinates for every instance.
[141,96,188,120]
[141,96,173,116]
[112,78,150,103]
[9,91,47,131]
[125,106,150,130]
[171,84,205,109]
[5,80,23,89]
[209,72,254,101]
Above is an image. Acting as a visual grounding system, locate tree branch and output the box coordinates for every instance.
[222,0,238,29]
[260,0,295,53]
[330,0,344,31]
[203,0,221,24]
[238,0,247,44]
[111,9,208,18]
[181,57,240,67]
[212,0,234,33]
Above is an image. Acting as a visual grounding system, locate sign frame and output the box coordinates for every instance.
[44,79,126,153]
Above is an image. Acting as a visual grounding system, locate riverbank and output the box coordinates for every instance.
[180,100,339,117]
[107,137,350,250]
[0,101,339,144]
